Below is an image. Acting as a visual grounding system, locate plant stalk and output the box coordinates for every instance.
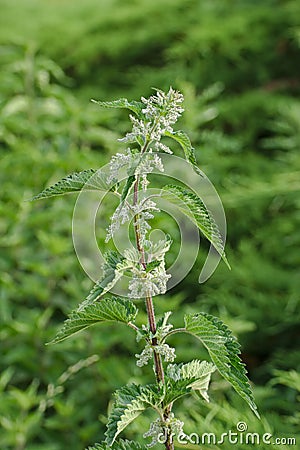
[133,176,165,385]
[133,135,174,449]
[163,403,175,450]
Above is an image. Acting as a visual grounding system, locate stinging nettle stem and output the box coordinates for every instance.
[133,173,165,385]
[134,126,175,448]
[133,157,173,449]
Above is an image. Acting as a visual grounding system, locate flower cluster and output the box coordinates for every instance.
[105,195,159,244]
[119,115,152,145]
[133,198,160,247]
[143,418,163,448]
[143,414,185,448]
[135,151,164,190]
[120,87,184,149]
[144,236,172,264]
[105,202,131,242]
[136,341,175,368]
[166,364,181,382]
[106,149,132,184]
[105,150,163,242]
[135,312,176,367]
[141,87,184,133]
[129,261,171,298]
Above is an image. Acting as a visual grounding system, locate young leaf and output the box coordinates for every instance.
[121,175,136,203]
[181,360,216,401]
[105,384,160,446]
[164,360,215,405]
[91,98,144,117]
[31,169,110,200]
[145,260,161,273]
[184,313,260,418]
[164,130,201,175]
[78,251,125,311]
[120,151,149,203]
[48,297,138,344]
[86,440,146,450]
[162,184,230,269]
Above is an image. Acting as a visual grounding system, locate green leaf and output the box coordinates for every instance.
[145,260,161,273]
[31,169,110,200]
[78,251,125,311]
[181,360,216,401]
[91,98,144,116]
[48,297,138,344]
[86,440,146,450]
[162,184,230,269]
[184,313,260,418]
[105,384,160,446]
[120,152,149,203]
[164,378,193,406]
[121,175,136,202]
[165,360,215,405]
[164,130,201,175]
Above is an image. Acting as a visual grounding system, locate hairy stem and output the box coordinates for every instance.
[133,134,174,449]
[164,404,175,450]
[133,175,165,384]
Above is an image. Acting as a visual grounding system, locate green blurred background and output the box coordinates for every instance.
[0,0,299,449]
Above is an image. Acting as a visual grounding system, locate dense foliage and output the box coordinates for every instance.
[1,0,299,449]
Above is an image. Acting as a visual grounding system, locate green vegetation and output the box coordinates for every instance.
[1,1,299,449]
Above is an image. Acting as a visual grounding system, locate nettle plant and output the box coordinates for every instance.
[33,88,259,450]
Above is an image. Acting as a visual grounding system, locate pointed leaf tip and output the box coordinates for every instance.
[31,169,110,201]
[184,312,259,417]
[91,98,144,116]
[105,384,160,445]
[48,297,138,344]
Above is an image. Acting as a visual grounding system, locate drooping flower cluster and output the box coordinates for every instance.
[136,341,176,368]
[143,414,185,448]
[128,234,172,298]
[128,261,171,299]
[105,150,164,243]
[106,196,160,245]
[106,149,133,184]
[119,115,152,145]
[143,236,172,264]
[135,151,164,190]
[135,312,175,367]
[166,363,181,382]
[105,202,131,243]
